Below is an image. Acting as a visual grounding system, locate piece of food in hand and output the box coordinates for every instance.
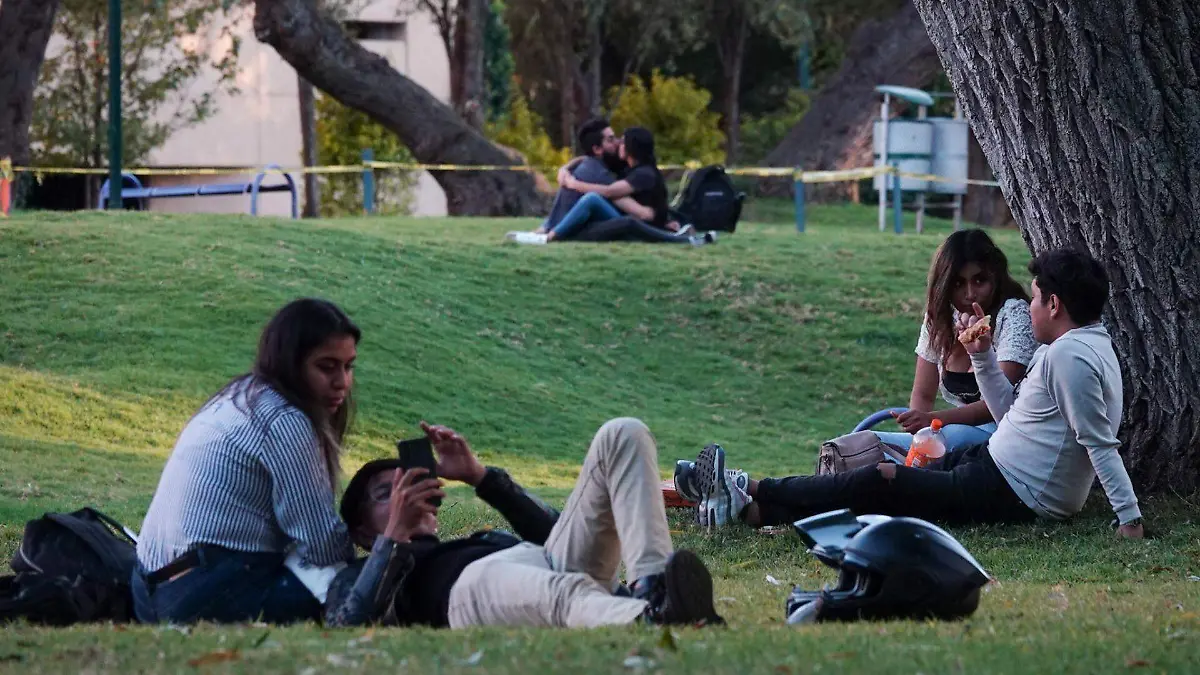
[958,315,992,343]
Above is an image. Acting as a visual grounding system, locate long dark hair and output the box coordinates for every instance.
[622,127,657,167]
[207,298,361,488]
[925,229,1028,360]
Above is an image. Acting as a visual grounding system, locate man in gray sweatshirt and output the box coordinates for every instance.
[690,248,1146,539]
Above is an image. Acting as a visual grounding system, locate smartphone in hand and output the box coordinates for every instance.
[396,436,442,507]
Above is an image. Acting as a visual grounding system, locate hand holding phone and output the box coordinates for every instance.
[396,436,442,507]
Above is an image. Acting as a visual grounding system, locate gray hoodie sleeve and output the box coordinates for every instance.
[969,348,1017,422]
[1045,346,1141,523]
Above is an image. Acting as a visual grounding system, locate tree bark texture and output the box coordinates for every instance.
[762,2,941,199]
[254,0,542,216]
[914,0,1200,492]
[0,0,60,176]
[297,75,320,218]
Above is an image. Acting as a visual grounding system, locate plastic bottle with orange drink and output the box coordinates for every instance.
[905,418,947,468]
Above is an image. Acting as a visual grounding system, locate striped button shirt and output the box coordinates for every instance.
[137,383,355,572]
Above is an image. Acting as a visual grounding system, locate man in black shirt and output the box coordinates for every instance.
[324,418,722,629]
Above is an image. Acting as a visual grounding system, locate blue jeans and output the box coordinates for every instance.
[551,192,622,239]
[131,547,321,624]
[874,422,998,453]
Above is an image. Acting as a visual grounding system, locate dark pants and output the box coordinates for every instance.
[131,547,321,624]
[754,444,1037,527]
[571,216,692,244]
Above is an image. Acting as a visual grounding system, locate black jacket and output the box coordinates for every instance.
[324,467,559,627]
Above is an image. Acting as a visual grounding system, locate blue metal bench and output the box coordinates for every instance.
[97,164,298,218]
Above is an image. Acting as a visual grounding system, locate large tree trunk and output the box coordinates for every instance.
[914,0,1200,492]
[761,2,941,199]
[254,0,542,216]
[297,75,320,218]
[0,0,59,204]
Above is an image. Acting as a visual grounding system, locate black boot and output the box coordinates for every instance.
[630,550,724,626]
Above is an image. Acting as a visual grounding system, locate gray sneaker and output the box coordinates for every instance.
[694,444,752,530]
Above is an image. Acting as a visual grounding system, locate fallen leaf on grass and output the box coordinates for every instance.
[765,575,782,586]
[1125,658,1152,668]
[1047,585,1069,612]
[775,666,791,674]
[1188,575,1200,582]
[187,649,240,667]
[460,650,484,666]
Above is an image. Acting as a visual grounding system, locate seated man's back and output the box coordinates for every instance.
[984,323,1137,521]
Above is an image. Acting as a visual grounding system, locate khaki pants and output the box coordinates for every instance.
[447,418,673,628]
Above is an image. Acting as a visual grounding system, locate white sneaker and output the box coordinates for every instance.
[505,231,548,245]
[676,223,695,237]
[693,444,752,530]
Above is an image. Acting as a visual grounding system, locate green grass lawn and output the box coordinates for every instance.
[1,205,1197,674]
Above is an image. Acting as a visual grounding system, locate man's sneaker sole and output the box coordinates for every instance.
[660,550,723,626]
[694,444,726,502]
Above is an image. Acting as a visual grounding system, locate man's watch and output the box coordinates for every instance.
[1112,517,1142,528]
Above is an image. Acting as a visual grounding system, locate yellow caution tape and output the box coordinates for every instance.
[894,169,1001,188]
[9,162,999,187]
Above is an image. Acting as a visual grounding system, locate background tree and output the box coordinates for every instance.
[398,0,488,127]
[699,0,809,164]
[913,0,1200,491]
[0,0,60,207]
[28,0,242,205]
[253,0,543,215]
[482,0,514,122]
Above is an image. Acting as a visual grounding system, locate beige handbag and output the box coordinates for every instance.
[815,431,906,476]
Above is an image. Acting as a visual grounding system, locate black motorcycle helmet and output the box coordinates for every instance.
[785,509,990,623]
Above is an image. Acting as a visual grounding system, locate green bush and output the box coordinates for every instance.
[315,94,417,216]
[606,70,726,167]
[484,83,572,185]
[740,89,810,164]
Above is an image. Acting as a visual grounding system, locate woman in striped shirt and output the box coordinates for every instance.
[131,298,359,624]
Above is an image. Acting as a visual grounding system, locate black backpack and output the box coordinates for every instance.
[672,165,746,233]
[1,508,138,625]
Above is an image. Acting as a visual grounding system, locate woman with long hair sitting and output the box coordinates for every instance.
[131,298,360,624]
[877,229,1039,452]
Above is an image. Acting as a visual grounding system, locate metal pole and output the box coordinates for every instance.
[892,161,903,234]
[877,94,890,232]
[361,148,375,214]
[793,168,805,233]
[107,0,123,210]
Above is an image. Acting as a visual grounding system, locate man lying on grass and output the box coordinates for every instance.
[325,418,723,629]
[684,248,1146,539]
